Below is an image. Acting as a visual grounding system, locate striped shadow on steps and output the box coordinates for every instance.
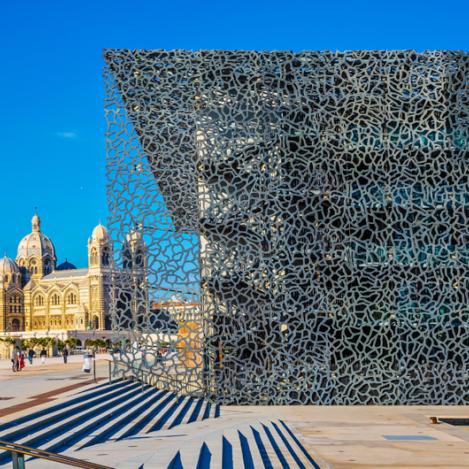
[166,420,321,469]
[0,379,220,466]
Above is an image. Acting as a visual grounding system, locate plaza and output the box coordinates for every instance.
[0,361,469,467]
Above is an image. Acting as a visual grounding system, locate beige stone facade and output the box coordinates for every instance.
[0,214,134,335]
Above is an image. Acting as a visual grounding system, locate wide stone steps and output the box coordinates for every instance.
[166,419,321,469]
[0,379,219,467]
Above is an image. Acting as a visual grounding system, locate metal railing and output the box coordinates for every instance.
[0,440,114,469]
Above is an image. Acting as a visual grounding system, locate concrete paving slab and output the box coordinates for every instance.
[1,366,468,468]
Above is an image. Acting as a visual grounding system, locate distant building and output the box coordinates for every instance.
[0,213,146,337]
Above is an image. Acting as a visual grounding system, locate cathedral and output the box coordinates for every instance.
[0,213,145,337]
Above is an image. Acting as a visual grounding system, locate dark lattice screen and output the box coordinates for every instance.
[105,50,468,404]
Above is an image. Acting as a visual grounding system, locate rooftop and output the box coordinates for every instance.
[42,269,88,280]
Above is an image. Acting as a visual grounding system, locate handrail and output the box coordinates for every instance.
[0,440,114,469]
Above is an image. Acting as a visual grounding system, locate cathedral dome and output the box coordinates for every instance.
[0,256,20,275]
[16,214,56,278]
[56,259,77,271]
[17,229,56,260]
[91,224,109,242]
[0,256,20,284]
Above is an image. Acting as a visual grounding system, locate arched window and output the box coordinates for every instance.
[90,248,98,266]
[4,275,8,283]
[9,295,20,305]
[67,292,77,305]
[101,247,110,266]
[35,295,45,306]
[92,316,100,330]
[123,248,132,269]
[50,293,60,306]
[135,249,145,268]
[11,319,20,332]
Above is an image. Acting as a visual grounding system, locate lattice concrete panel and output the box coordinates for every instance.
[104,50,468,404]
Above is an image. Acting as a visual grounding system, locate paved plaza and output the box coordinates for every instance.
[0,361,468,468]
[0,355,110,416]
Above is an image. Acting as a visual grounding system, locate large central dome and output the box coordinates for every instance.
[16,214,56,276]
[17,231,56,259]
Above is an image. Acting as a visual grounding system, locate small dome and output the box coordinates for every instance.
[0,256,20,285]
[92,224,109,242]
[0,256,20,275]
[56,259,77,271]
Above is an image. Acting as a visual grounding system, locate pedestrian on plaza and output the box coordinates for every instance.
[19,350,25,371]
[27,348,35,365]
[15,346,21,371]
[40,348,47,365]
[10,346,18,372]
[82,350,92,373]
[62,346,69,364]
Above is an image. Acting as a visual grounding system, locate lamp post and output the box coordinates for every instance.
[93,349,97,383]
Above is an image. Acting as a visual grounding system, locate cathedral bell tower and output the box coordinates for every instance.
[87,224,112,331]
[122,228,147,330]
[88,224,112,271]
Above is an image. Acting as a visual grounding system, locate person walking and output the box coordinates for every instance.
[18,350,25,371]
[40,348,47,365]
[62,347,69,364]
[27,348,35,365]
[15,346,21,371]
[11,346,18,372]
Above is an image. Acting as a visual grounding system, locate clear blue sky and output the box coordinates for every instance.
[1,0,467,267]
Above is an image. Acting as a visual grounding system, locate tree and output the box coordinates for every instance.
[85,338,107,349]
[0,337,16,346]
[65,338,78,349]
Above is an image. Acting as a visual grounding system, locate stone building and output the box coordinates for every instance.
[0,213,146,337]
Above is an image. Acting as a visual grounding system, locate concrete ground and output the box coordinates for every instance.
[0,354,111,415]
[46,405,469,469]
[0,364,468,468]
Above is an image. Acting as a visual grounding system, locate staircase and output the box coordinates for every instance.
[0,379,220,467]
[166,419,321,469]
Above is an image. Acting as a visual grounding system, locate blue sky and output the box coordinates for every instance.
[1,0,467,267]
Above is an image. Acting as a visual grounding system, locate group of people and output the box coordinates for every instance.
[11,346,48,372]
[10,346,70,372]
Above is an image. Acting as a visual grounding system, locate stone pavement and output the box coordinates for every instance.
[0,364,468,468]
[0,354,110,415]
[7,403,469,468]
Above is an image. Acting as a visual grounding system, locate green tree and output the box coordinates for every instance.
[0,337,16,346]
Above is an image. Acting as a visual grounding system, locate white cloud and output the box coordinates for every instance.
[56,131,78,139]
